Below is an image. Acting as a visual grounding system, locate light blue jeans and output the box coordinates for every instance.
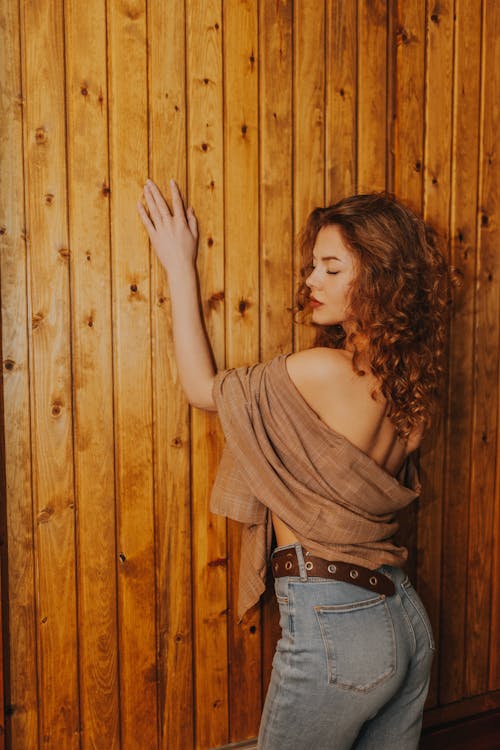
[257,543,434,750]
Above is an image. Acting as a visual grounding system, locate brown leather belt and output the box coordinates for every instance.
[271,546,395,597]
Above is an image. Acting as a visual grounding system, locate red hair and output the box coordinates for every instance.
[296,192,462,442]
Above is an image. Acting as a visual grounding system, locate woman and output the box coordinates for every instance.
[137,179,458,749]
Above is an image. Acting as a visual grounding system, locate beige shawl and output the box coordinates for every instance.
[210,353,422,620]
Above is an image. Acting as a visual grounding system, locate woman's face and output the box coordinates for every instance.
[305,224,358,327]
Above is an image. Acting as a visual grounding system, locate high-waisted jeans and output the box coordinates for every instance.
[257,543,435,750]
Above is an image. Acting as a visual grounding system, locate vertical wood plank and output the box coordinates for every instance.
[186,3,228,748]
[466,0,499,696]
[391,0,433,703]
[440,0,481,705]
[326,0,357,203]
[420,0,454,708]
[21,0,80,745]
[357,0,388,192]
[259,0,294,697]
[392,0,425,213]
[293,0,326,353]
[223,0,262,741]
[0,0,38,745]
[148,1,194,747]
[65,0,120,746]
[106,1,158,746]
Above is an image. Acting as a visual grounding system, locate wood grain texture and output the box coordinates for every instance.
[293,0,325,353]
[466,0,499,697]
[148,0,194,747]
[107,1,158,746]
[258,0,294,698]
[357,0,388,192]
[21,0,79,745]
[223,1,262,741]
[65,0,120,746]
[440,0,481,705]
[186,2,228,748]
[326,0,357,202]
[419,0,455,710]
[0,0,38,746]
[0,1,498,746]
[389,1,425,645]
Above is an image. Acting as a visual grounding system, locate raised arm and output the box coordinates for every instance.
[137,178,216,410]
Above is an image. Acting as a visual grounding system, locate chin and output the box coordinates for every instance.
[311,309,342,326]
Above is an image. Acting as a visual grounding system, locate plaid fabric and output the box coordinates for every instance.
[210,354,422,621]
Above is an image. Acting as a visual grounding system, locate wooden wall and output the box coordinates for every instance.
[0,1,499,748]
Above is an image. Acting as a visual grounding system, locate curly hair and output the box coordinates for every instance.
[295,192,462,443]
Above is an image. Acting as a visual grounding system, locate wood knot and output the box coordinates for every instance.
[208,291,224,309]
[51,402,63,417]
[32,312,44,329]
[35,127,47,144]
[80,85,88,96]
[101,183,110,196]
[130,283,138,293]
[201,142,208,152]
[241,124,248,136]
[238,298,249,314]
[4,359,15,371]
[38,506,54,524]
[481,214,489,227]
[207,236,214,247]
[0,226,6,235]
[45,193,55,206]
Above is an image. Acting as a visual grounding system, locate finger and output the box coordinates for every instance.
[169,179,188,224]
[137,200,157,239]
[145,179,172,223]
[187,206,198,238]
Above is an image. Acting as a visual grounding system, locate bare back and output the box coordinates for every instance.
[272,347,424,546]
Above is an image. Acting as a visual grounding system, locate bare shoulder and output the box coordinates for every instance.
[285,347,360,390]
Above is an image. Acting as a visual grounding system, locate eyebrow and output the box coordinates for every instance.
[312,254,343,262]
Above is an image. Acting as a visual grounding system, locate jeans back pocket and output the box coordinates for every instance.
[314,595,396,693]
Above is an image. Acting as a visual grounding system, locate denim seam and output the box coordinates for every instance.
[401,583,435,651]
[399,593,417,655]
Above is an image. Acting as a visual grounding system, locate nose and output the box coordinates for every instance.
[306,266,320,289]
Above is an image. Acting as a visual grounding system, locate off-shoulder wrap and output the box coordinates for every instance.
[210,353,422,621]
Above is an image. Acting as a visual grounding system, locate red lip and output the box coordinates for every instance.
[309,297,324,308]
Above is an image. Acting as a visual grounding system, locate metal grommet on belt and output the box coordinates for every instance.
[271,546,396,596]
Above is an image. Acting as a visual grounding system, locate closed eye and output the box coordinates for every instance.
[326,271,339,275]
